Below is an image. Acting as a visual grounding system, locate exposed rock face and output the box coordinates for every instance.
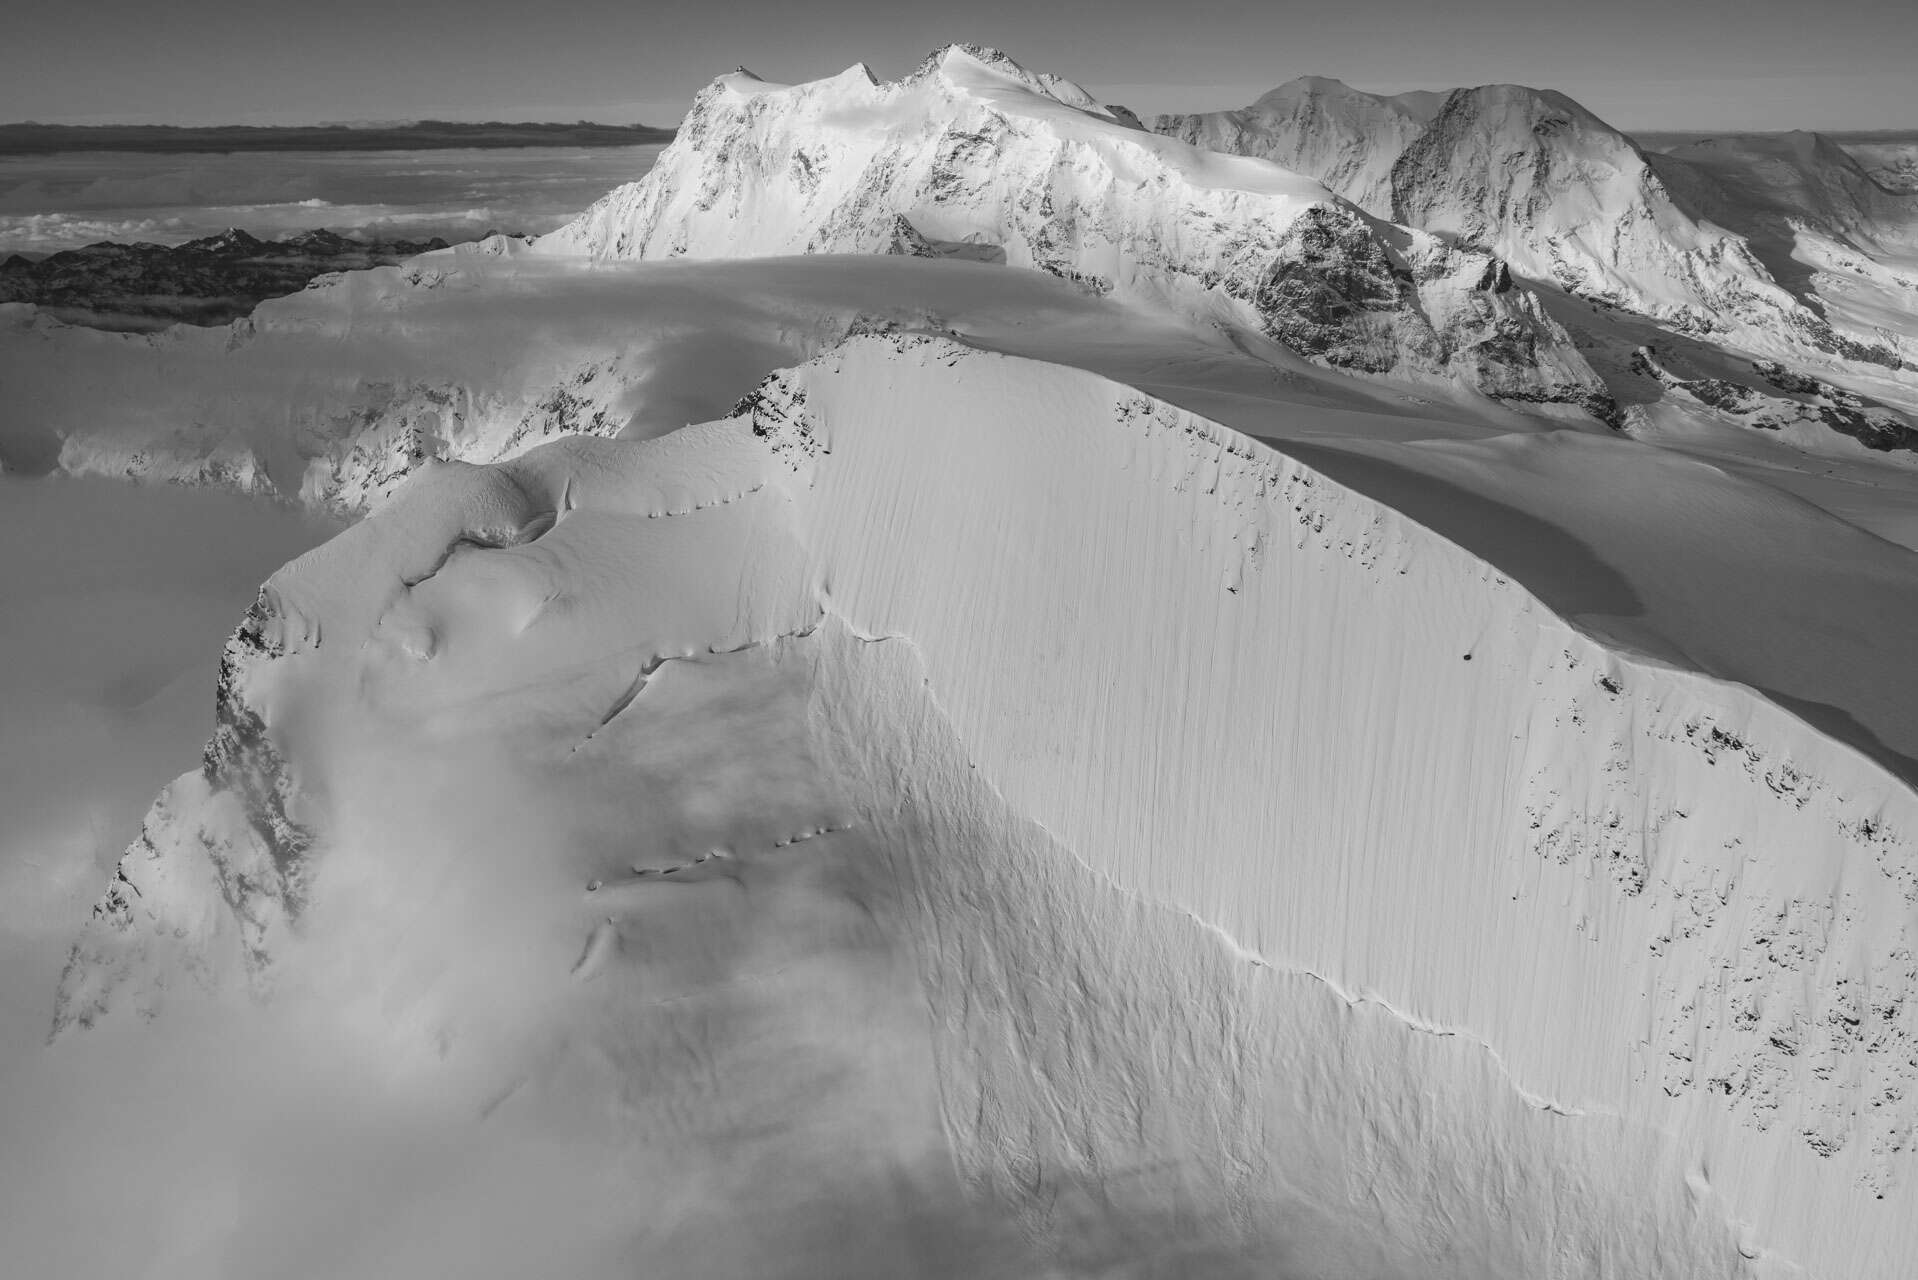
[0,227,459,328]
[1633,346,1918,451]
[53,586,313,1031]
[1155,79,1910,370]
[542,46,1614,419]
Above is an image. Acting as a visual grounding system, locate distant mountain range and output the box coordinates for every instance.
[0,120,675,155]
[0,227,495,327]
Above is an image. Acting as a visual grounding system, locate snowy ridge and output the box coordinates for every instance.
[60,333,1918,1276]
[541,46,1615,419]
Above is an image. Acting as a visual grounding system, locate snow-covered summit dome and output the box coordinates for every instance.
[540,47,1614,418]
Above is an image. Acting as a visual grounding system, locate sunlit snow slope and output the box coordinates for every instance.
[49,334,1918,1279]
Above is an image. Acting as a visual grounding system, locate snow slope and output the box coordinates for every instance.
[542,46,1614,419]
[45,334,1918,1277]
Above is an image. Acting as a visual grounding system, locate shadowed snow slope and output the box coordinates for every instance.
[45,334,1918,1278]
[541,46,1614,420]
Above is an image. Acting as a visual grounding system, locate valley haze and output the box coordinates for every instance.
[3,27,1918,1280]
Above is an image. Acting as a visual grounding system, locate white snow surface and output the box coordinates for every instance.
[34,333,1918,1278]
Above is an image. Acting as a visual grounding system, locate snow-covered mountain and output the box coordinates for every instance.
[52,332,1918,1277]
[14,49,1916,513]
[1654,131,1918,258]
[1152,76,1440,219]
[544,46,1616,421]
[10,40,1918,1280]
[1155,79,1913,374]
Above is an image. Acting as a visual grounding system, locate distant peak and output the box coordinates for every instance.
[180,227,265,253]
[908,44,1112,117]
[1424,83,1635,143]
[1292,75,1359,93]
[1256,76,1362,104]
[914,43,1028,80]
[1445,83,1593,117]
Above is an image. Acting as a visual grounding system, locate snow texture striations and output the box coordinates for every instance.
[543,47,1616,422]
[59,334,1918,1277]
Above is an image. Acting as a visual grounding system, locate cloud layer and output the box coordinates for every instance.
[0,145,663,254]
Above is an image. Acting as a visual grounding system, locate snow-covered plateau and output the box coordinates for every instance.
[5,42,1918,1280]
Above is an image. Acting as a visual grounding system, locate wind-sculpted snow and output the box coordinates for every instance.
[1156,79,1913,377]
[542,46,1614,420]
[56,334,1918,1276]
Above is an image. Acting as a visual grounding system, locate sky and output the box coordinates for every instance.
[2,0,1913,132]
